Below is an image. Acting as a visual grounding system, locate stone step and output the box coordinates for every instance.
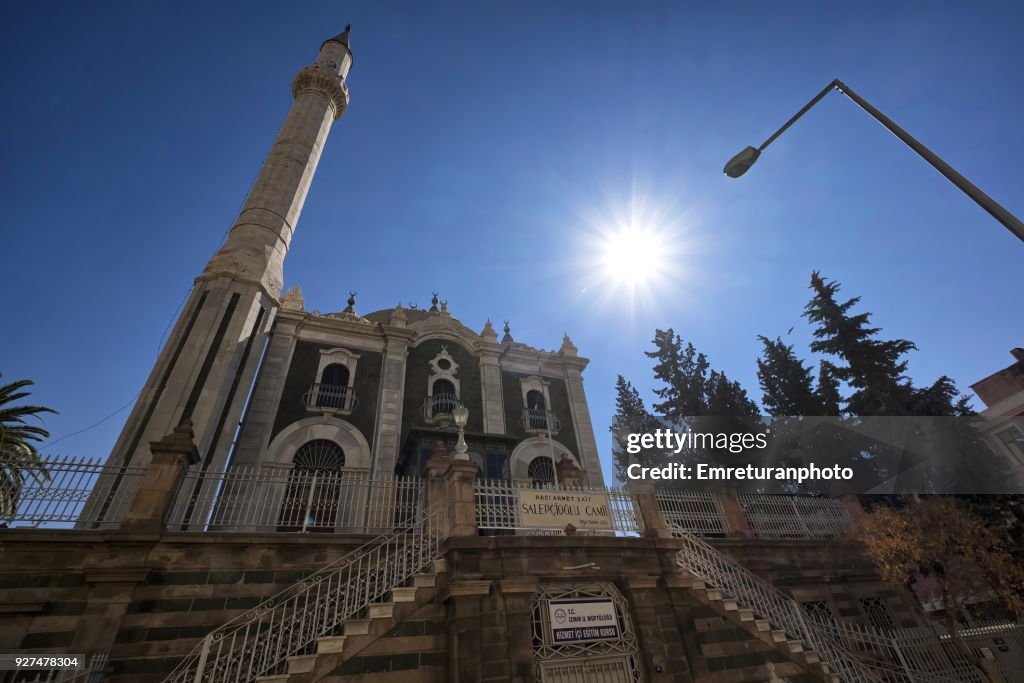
[803,651,820,664]
[754,619,771,632]
[771,630,787,643]
[706,588,723,601]
[344,619,371,636]
[722,599,738,611]
[368,602,394,619]
[433,558,448,574]
[286,654,317,675]
[785,640,804,653]
[317,635,347,654]
[391,586,418,603]
[738,608,754,622]
[413,574,436,588]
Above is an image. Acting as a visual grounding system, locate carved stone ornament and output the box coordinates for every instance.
[429,346,459,377]
[291,64,349,119]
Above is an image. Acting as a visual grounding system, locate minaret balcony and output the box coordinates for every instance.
[520,408,561,435]
[303,383,358,414]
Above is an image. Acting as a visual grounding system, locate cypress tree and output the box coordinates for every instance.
[756,335,822,416]
[803,271,916,416]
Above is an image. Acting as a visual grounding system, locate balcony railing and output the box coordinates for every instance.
[303,383,358,413]
[520,408,561,434]
[422,392,459,420]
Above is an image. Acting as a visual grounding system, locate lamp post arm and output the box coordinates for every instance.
[834,80,1024,244]
[757,79,840,152]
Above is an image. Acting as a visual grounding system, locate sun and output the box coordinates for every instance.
[570,192,698,317]
[599,225,669,288]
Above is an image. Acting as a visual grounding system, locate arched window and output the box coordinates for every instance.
[527,456,555,487]
[278,439,345,531]
[316,364,351,410]
[294,439,345,470]
[430,379,458,417]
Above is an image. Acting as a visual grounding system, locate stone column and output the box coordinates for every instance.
[714,488,754,538]
[624,575,694,682]
[71,569,149,656]
[629,479,673,539]
[500,578,539,683]
[425,443,450,512]
[447,580,492,683]
[445,459,480,537]
[372,327,414,476]
[559,352,604,487]
[479,333,507,435]
[230,312,301,467]
[121,422,200,531]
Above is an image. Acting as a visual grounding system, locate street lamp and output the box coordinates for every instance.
[452,403,470,460]
[724,78,1024,244]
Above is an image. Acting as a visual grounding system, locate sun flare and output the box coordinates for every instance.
[572,192,700,317]
[600,226,668,287]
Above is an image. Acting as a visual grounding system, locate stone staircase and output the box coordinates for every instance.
[257,559,448,683]
[676,571,841,683]
[671,527,971,683]
[162,501,450,683]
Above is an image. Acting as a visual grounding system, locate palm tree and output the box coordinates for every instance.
[0,375,56,519]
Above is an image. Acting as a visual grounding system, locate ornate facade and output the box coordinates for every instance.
[4,25,1021,683]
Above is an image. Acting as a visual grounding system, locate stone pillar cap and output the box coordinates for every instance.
[149,420,200,464]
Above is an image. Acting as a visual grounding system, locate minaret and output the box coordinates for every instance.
[104,28,353,477]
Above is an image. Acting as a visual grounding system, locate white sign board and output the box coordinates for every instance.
[548,598,620,644]
[518,490,613,531]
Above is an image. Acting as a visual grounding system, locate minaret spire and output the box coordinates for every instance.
[201,26,353,297]
[324,24,351,48]
[100,29,355,499]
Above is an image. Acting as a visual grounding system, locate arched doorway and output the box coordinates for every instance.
[277,439,345,532]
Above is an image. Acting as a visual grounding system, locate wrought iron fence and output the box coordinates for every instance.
[738,493,853,539]
[825,619,1024,683]
[474,479,641,536]
[654,489,728,538]
[163,500,448,683]
[0,455,145,529]
[165,465,423,533]
[670,520,975,683]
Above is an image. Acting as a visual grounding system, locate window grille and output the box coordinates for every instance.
[861,597,896,631]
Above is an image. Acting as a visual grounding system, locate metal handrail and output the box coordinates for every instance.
[519,408,561,433]
[670,524,966,683]
[302,382,358,412]
[422,393,458,420]
[0,454,147,528]
[163,500,449,683]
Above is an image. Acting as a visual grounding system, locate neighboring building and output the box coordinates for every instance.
[3,25,1022,683]
[971,348,1024,467]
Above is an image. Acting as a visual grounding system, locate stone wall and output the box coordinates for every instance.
[0,529,371,681]
[0,527,922,682]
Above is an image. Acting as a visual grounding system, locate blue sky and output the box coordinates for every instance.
[2,1,1022,485]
